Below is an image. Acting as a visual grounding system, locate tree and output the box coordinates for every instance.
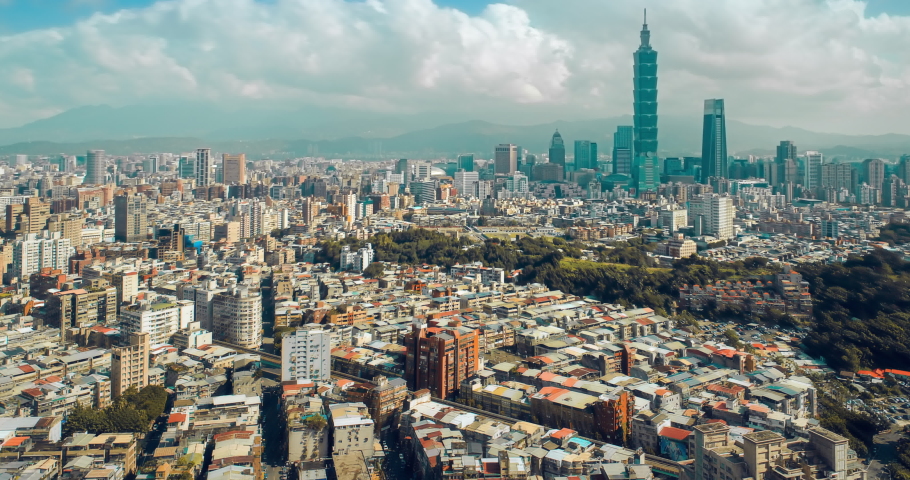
[362,262,385,279]
[723,329,744,350]
[273,326,297,350]
[304,415,327,430]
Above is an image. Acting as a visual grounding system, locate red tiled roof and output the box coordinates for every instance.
[659,427,691,441]
[168,413,187,423]
[550,428,575,439]
[2,437,28,447]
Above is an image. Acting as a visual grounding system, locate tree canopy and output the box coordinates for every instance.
[65,385,167,436]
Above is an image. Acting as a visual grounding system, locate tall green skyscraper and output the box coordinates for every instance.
[613,126,633,175]
[633,155,660,194]
[549,130,566,168]
[574,141,597,170]
[633,9,658,158]
[178,155,195,179]
[457,154,475,172]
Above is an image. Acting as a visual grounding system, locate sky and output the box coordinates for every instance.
[1,0,910,134]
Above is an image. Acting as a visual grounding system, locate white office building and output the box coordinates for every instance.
[454,170,480,198]
[121,294,195,347]
[689,194,734,239]
[10,232,73,281]
[281,324,332,383]
[339,243,374,272]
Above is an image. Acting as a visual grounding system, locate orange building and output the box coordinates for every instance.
[403,321,480,399]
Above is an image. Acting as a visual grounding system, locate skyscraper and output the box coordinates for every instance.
[805,151,824,191]
[775,141,797,164]
[195,148,213,187]
[457,154,475,172]
[689,193,734,239]
[633,10,658,158]
[633,155,660,194]
[222,153,246,184]
[613,126,633,175]
[494,144,518,175]
[114,194,149,243]
[548,131,565,168]
[85,150,107,186]
[898,154,910,184]
[574,140,598,170]
[454,170,480,198]
[178,155,195,179]
[701,99,728,182]
[862,158,885,191]
[775,141,798,185]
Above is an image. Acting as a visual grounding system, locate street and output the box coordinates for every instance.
[380,433,410,480]
[868,431,902,479]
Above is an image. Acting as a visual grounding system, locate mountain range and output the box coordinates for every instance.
[1,104,909,160]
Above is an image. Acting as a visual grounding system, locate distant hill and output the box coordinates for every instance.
[1,104,909,159]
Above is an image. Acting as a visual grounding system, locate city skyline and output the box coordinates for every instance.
[0,0,909,136]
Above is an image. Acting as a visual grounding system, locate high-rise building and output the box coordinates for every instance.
[178,155,195,179]
[339,243,374,272]
[143,155,159,174]
[633,10,658,158]
[532,163,563,182]
[548,131,566,168]
[222,153,247,184]
[821,218,840,238]
[114,194,148,243]
[457,154,475,172]
[195,148,213,187]
[776,141,798,185]
[5,197,50,235]
[574,140,598,170]
[701,99,728,182]
[47,213,83,247]
[111,332,150,396]
[883,175,906,207]
[301,198,319,225]
[494,144,518,174]
[10,232,72,281]
[862,158,886,191]
[47,279,117,332]
[503,172,529,197]
[84,150,107,186]
[775,141,797,164]
[409,181,436,205]
[821,163,856,191]
[613,126,634,175]
[281,324,332,383]
[805,151,824,191]
[454,170,480,198]
[897,154,910,184]
[633,155,660,194]
[213,286,263,349]
[121,294,194,347]
[404,322,480,398]
[688,193,734,239]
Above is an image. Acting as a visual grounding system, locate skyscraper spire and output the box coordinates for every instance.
[633,8,657,158]
[640,8,650,47]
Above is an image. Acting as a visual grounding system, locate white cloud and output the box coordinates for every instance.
[0,0,908,134]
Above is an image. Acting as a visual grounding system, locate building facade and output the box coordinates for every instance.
[282,324,332,383]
